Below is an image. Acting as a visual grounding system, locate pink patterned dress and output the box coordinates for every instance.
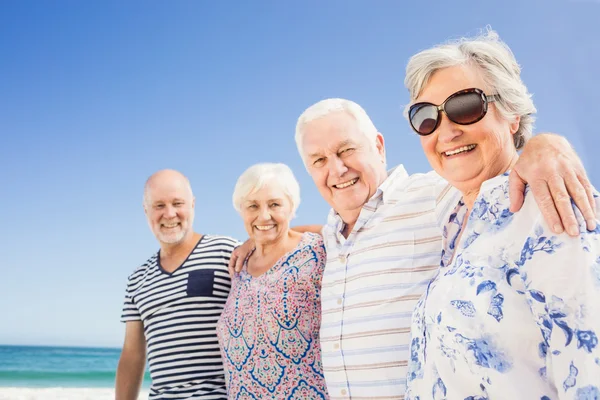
[216,232,329,399]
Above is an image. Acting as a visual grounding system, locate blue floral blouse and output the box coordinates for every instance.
[406,173,600,399]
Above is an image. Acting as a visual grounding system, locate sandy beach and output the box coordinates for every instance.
[0,388,150,400]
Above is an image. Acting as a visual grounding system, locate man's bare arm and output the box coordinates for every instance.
[115,321,147,400]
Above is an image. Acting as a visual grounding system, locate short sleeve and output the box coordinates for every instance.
[120,276,141,323]
[213,236,241,296]
[221,238,242,262]
[219,237,241,274]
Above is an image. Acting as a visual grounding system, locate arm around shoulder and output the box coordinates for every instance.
[512,133,597,235]
[115,321,147,400]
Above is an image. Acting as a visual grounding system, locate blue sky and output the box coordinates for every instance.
[1,1,598,348]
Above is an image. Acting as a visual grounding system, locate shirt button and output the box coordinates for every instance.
[340,255,346,263]
[341,389,347,395]
[337,298,343,305]
[334,343,340,350]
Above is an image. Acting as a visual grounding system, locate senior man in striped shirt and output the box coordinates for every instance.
[117,170,239,400]
[231,98,596,399]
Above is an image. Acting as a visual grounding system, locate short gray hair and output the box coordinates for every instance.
[404,28,536,150]
[295,98,381,162]
[232,163,301,217]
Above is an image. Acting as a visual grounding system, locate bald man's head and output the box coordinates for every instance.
[143,169,193,206]
[143,169,195,245]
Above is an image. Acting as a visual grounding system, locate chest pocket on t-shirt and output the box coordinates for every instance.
[186,269,215,297]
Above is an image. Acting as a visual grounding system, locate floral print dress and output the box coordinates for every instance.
[217,232,329,399]
[406,174,600,399]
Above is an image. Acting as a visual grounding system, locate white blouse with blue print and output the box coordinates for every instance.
[406,173,600,400]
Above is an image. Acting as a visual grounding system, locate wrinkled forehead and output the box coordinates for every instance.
[243,182,288,203]
[301,112,364,155]
[146,179,193,204]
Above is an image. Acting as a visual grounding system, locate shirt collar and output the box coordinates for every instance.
[479,171,511,194]
[325,164,410,231]
[378,164,409,204]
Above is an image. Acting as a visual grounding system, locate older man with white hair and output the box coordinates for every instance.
[232,95,596,398]
[293,99,462,399]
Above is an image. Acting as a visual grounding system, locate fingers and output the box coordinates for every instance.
[235,249,245,273]
[514,170,596,236]
[512,133,596,234]
[547,174,580,236]
[581,175,597,214]
[229,239,255,276]
[569,173,597,231]
[508,169,526,212]
[228,249,239,278]
[529,178,565,234]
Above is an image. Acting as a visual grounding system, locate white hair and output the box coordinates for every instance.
[232,163,301,217]
[404,27,537,150]
[295,98,380,162]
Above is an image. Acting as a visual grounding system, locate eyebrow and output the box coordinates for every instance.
[244,198,285,203]
[153,198,186,205]
[308,140,355,159]
[307,150,324,159]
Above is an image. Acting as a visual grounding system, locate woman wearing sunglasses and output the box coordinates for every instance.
[403,29,600,399]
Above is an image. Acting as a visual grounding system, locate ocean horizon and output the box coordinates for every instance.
[0,344,151,389]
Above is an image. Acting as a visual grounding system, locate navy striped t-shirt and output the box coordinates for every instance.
[121,235,239,399]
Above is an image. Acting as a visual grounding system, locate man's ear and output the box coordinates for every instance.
[376,132,386,162]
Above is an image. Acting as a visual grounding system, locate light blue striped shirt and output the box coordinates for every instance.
[320,165,459,400]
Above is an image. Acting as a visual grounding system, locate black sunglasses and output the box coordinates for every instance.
[408,88,499,136]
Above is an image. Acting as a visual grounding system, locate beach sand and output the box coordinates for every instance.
[0,388,150,400]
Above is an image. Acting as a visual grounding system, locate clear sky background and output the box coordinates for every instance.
[1,0,599,348]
